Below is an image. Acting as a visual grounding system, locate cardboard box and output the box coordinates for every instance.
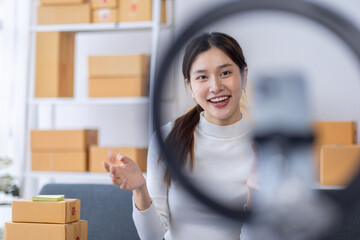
[118,0,166,23]
[313,121,357,178]
[12,199,80,223]
[88,54,149,78]
[32,151,88,172]
[91,0,118,9]
[39,0,87,5]
[314,121,357,145]
[4,220,87,240]
[35,32,74,98]
[320,145,360,186]
[31,130,98,151]
[90,146,147,172]
[92,8,118,23]
[37,4,91,25]
[89,77,148,97]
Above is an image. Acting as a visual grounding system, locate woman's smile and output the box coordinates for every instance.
[208,95,231,107]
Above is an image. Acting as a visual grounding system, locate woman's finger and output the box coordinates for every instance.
[103,161,111,172]
[112,177,125,186]
[119,179,127,189]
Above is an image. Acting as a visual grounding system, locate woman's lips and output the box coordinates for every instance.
[208,95,231,107]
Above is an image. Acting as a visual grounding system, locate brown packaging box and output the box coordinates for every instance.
[90,146,147,172]
[92,8,118,23]
[4,220,87,240]
[314,121,357,146]
[88,77,147,97]
[31,130,98,151]
[88,54,149,78]
[320,145,360,186]
[118,0,166,23]
[35,32,74,98]
[313,121,357,178]
[39,0,87,5]
[32,151,88,172]
[12,199,80,223]
[37,4,91,25]
[91,0,118,9]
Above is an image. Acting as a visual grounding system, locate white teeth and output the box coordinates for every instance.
[209,96,229,103]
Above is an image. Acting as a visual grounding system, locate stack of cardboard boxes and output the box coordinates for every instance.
[314,121,359,186]
[30,129,148,173]
[37,0,91,25]
[88,54,149,97]
[36,0,166,25]
[4,198,87,239]
[31,130,98,172]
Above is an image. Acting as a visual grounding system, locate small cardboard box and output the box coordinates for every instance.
[4,220,87,240]
[313,121,357,178]
[30,130,98,151]
[320,145,360,186]
[92,8,117,23]
[88,77,148,97]
[90,146,147,172]
[12,199,80,223]
[35,32,74,98]
[314,121,357,145]
[37,4,91,25]
[88,54,149,78]
[32,151,88,172]
[91,0,118,9]
[39,0,87,5]
[118,0,166,23]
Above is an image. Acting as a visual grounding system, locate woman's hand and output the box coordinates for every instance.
[103,154,146,191]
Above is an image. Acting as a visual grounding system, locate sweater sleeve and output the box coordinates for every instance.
[132,128,171,240]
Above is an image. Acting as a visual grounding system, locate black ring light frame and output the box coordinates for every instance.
[152,0,360,222]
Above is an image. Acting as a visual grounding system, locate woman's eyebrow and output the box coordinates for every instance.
[218,63,233,69]
[192,69,208,74]
[192,63,233,75]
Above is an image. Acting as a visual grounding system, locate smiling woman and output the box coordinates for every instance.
[105,32,256,240]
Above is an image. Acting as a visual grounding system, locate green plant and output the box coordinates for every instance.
[0,157,19,197]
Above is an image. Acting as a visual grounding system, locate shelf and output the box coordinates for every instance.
[26,171,147,180]
[312,182,345,190]
[27,171,111,180]
[28,97,149,106]
[30,21,171,32]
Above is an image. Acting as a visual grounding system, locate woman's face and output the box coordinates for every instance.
[188,47,247,126]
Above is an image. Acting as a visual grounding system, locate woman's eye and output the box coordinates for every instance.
[220,71,231,77]
[196,75,207,80]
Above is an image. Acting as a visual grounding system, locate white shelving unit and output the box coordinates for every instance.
[28,97,149,106]
[22,0,173,198]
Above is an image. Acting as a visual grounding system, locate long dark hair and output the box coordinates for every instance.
[161,32,248,186]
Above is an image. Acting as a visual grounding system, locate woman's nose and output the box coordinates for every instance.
[209,76,223,93]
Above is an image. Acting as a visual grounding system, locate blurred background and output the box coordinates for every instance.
[0,0,360,237]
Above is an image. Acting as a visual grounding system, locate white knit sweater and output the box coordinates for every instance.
[133,112,254,240]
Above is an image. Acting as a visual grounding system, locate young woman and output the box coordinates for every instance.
[104,32,256,239]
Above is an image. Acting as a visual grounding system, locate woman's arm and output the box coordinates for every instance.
[245,143,260,210]
[133,183,152,211]
[104,128,171,239]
